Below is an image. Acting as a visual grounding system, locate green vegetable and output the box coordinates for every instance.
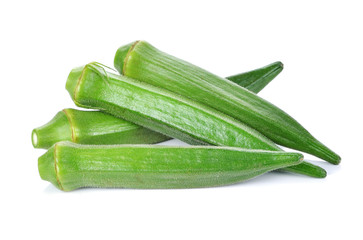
[65,63,326,178]
[32,62,281,149]
[38,141,303,191]
[32,109,170,149]
[227,61,283,93]
[66,63,279,150]
[114,41,340,164]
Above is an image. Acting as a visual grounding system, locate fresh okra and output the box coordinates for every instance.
[32,109,171,149]
[227,61,283,93]
[38,141,303,191]
[114,41,340,164]
[66,63,279,151]
[33,62,282,149]
[65,62,326,178]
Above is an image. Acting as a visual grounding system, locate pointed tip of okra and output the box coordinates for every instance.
[31,111,72,149]
[308,140,341,165]
[330,154,341,165]
[279,152,304,167]
[264,61,283,71]
[114,41,140,74]
[275,61,284,69]
[282,160,327,178]
[297,153,304,164]
[265,61,284,76]
[38,144,63,190]
[315,167,327,178]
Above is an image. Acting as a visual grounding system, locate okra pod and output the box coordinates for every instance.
[38,141,303,191]
[32,109,170,149]
[114,41,340,164]
[66,63,279,151]
[33,62,282,149]
[65,63,325,178]
[32,109,326,178]
[227,61,283,93]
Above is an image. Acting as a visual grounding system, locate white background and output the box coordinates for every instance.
[1,0,362,239]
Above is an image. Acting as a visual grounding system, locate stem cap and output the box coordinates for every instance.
[114,41,138,74]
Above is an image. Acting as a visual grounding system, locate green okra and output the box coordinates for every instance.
[227,61,283,93]
[32,62,282,149]
[114,41,340,164]
[38,141,303,191]
[32,110,326,178]
[32,109,170,149]
[66,63,279,150]
[65,63,326,178]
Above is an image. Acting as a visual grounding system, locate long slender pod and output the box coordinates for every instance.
[32,110,325,178]
[32,62,281,149]
[114,41,340,164]
[65,63,325,177]
[38,142,303,191]
[66,63,279,151]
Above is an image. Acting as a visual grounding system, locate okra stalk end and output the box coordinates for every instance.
[38,144,63,190]
[114,41,137,74]
[32,111,72,149]
[65,65,85,104]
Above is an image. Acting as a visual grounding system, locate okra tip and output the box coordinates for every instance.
[282,160,327,178]
[114,41,139,74]
[308,140,341,165]
[274,61,284,69]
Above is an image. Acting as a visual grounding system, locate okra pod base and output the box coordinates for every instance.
[32,109,171,149]
[32,111,72,149]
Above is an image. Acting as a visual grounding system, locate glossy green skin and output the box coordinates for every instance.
[114,41,340,164]
[66,64,280,151]
[33,62,324,178]
[32,62,279,149]
[32,110,325,177]
[38,142,303,191]
[227,61,283,93]
[66,63,326,178]
[32,109,170,149]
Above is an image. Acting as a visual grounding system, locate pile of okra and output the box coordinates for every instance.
[32,41,340,191]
